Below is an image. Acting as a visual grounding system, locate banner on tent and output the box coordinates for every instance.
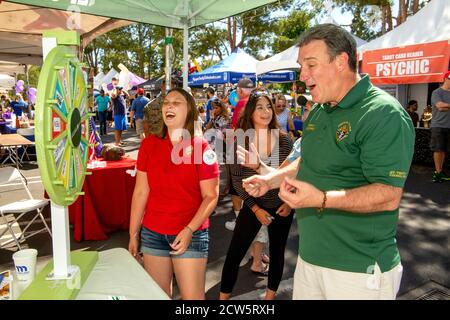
[362,40,449,85]
[189,73,227,85]
[189,71,296,86]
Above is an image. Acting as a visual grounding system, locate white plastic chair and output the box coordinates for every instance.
[0,166,51,250]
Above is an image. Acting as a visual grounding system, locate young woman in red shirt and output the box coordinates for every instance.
[129,88,220,299]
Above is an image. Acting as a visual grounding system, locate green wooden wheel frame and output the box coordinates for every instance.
[35,45,90,206]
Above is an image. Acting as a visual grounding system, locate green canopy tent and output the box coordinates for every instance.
[6,0,279,89]
[5,1,281,298]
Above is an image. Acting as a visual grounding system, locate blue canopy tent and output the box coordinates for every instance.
[188,48,296,86]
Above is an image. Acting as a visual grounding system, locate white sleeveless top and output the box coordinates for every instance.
[276,108,289,132]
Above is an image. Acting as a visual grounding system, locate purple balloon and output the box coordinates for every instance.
[28,87,37,104]
[15,84,24,94]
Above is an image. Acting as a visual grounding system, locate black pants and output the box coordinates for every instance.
[98,111,107,135]
[220,204,294,293]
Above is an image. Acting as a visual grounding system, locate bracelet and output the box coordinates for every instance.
[184,225,194,234]
[316,190,327,214]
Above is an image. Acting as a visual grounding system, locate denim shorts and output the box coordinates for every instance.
[140,226,209,259]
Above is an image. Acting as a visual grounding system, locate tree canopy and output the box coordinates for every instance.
[17,1,427,85]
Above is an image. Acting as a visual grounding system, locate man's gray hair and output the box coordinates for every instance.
[238,87,253,96]
[297,23,357,72]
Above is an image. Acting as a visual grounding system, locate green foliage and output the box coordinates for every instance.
[180,0,296,67]
[272,10,312,54]
[189,25,229,63]
[83,23,176,79]
[306,0,389,41]
[347,5,380,40]
[27,66,41,88]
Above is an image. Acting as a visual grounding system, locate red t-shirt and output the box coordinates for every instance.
[136,134,219,235]
[231,98,248,129]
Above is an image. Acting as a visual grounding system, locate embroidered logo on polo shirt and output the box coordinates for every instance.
[203,149,217,165]
[305,123,315,132]
[336,121,351,142]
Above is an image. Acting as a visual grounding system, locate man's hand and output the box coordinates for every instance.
[237,143,260,170]
[276,203,292,217]
[243,175,271,197]
[278,177,323,209]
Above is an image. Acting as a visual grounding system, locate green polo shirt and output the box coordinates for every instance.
[296,74,415,273]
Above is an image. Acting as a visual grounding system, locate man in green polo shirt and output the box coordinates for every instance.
[241,24,415,300]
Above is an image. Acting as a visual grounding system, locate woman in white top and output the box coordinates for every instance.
[274,94,295,140]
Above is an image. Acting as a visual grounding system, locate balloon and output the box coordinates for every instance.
[229,90,239,107]
[28,87,37,104]
[15,85,24,94]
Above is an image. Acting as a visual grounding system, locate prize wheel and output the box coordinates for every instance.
[35,45,90,206]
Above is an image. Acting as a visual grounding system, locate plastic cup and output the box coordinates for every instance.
[12,249,38,282]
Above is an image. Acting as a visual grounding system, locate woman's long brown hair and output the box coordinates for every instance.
[236,92,280,131]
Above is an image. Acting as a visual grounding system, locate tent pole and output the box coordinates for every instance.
[183,25,189,90]
[165,28,172,93]
[25,64,29,93]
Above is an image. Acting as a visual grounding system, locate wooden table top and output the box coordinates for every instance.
[0,133,34,146]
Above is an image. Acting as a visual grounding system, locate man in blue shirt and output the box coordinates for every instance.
[95,89,111,135]
[111,86,128,146]
[204,87,217,123]
[10,94,28,117]
[130,88,149,140]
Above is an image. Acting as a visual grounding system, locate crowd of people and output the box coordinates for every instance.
[0,93,34,127]
[123,23,428,301]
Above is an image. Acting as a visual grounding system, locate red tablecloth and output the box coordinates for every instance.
[69,157,137,241]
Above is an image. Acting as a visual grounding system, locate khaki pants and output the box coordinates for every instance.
[135,119,145,137]
[293,256,403,300]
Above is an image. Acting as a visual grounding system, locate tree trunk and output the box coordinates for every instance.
[227,17,237,52]
[398,0,407,25]
[137,24,145,78]
[412,0,419,14]
[146,33,153,79]
[386,3,393,31]
[381,5,386,34]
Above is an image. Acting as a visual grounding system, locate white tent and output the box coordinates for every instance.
[93,71,105,90]
[0,74,15,90]
[95,68,118,90]
[358,0,450,53]
[256,45,300,76]
[0,61,26,75]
